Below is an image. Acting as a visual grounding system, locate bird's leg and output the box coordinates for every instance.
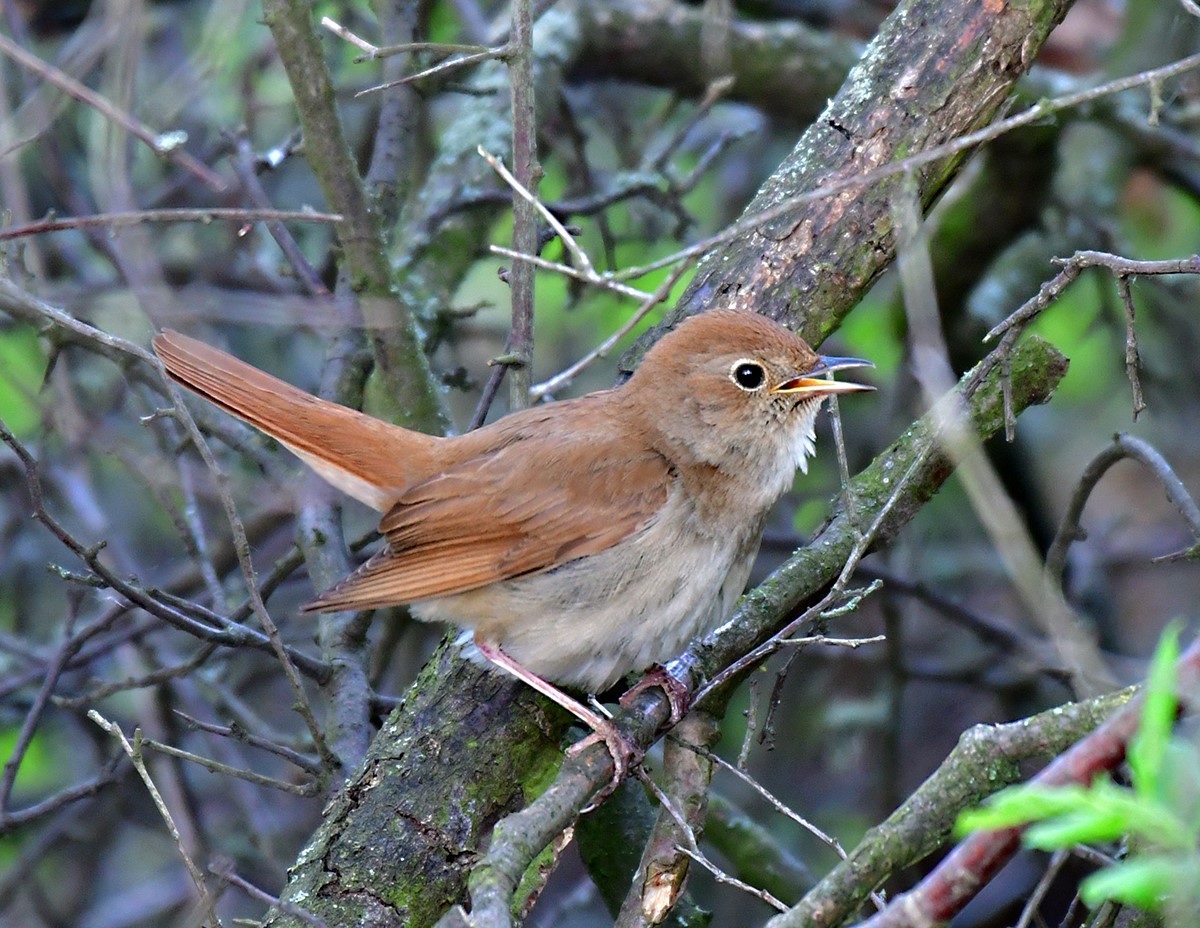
[618,663,691,726]
[474,636,641,792]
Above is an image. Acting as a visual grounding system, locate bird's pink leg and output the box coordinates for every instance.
[474,636,640,792]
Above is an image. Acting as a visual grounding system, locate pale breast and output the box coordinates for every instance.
[412,486,767,692]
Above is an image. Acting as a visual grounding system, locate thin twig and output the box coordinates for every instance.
[227,135,333,297]
[737,676,761,770]
[139,737,318,796]
[356,45,510,95]
[636,768,788,913]
[489,245,654,300]
[0,605,84,814]
[778,634,886,648]
[210,858,328,928]
[480,144,592,276]
[52,643,219,708]
[0,207,340,242]
[677,737,875,900]
[1045,433,1200,581]
[321,14,490,61]
[174,711,323,776]
[0,32,225,190]
[88,710,220,926]
[986,250,1200,343]
[531,260,692,398]
[1117,274,1146,419]
[1014,849,1070,928]
[0,754,125,833]
[318,16,379,55]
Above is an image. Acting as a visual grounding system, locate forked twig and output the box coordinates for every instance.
[89,711,220,926]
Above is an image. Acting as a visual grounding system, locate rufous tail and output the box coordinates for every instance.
[153,330,438,511]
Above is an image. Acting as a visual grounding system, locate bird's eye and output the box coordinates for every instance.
[731,361,766,391]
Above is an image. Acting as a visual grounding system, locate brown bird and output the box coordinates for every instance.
[154,310,871,765]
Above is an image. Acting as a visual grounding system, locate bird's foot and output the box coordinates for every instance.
[619,663,691,726]
[567,718,643,807]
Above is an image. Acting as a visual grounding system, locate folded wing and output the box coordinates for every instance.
[304,427,672,610]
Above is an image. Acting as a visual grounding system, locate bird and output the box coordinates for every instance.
[153,310,872,768]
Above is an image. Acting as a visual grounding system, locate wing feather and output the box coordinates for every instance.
[304,421,671,611]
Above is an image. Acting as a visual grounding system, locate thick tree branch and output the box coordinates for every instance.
[623,0,1074,368]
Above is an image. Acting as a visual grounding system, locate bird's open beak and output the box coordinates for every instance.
[771,356,875,396]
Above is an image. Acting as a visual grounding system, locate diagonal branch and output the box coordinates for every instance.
[448,333,1069,928]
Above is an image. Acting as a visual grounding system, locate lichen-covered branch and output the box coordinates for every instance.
[623,0,1075,366]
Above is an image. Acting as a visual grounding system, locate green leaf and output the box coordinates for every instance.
[1080,854,1194,911]
[0,327,46,439]
[1129,622,1182,799]
[1024,809,1129,849]
[954,784,1092,836]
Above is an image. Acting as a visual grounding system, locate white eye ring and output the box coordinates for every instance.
[730,359,766,391]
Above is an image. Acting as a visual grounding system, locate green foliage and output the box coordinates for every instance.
[0,326,45,438]
[956,623,1200,917]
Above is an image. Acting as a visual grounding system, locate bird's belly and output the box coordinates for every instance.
[412,510,760,693]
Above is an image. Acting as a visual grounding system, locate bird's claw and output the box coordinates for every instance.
[619,663,691,726]
[567,720,643,808]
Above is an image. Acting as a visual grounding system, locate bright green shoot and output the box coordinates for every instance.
[955,623,1200,916]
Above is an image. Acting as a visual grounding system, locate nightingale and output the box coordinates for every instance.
[153,310,872,767]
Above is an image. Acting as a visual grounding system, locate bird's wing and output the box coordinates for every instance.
[303,421,672,610]
[154,330,439,511]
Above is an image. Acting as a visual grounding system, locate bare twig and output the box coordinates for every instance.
[88,710,220,926]
[0,206,340,242]
[0,754,125,834]
[1046,434,1200,582]
[139,737,318,796]
[174,711,322,776]
[0,32,225,190]
[356,45,510,95]
[677,736,885,913]
[778,634,886,648]
[1115,275,1146,418]
[1014,849,1070,928]
[531,260,692,398]
[210,858,328,928]
[616,711,719,926]
[488,245,654,300]
[53,643,219,708]
[635,766,788,913]
[986,250,1200,342]
[480,144,591,276]
[0,606,85,814]
[227,135,334,297]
